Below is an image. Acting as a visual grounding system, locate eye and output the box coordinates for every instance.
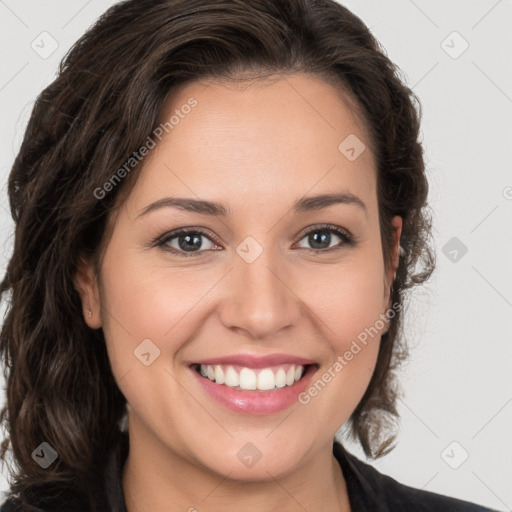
[295,224,354,253]
[156,228,219,257]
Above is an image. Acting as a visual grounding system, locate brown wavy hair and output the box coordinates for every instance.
[0,0,435,510]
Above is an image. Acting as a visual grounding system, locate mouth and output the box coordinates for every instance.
[190,362,318,392]
[188,357,320,414]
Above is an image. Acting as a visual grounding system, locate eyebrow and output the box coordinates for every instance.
[137,192,367,218]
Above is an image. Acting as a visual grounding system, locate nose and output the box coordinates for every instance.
[218,243,300,340]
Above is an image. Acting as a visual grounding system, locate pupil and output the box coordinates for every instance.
[309,231,330,249]
[179,233,202,251]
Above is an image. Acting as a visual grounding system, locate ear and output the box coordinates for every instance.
[74,254,103,329]
[383,215,403,308]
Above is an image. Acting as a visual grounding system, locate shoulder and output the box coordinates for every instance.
[0,433,129,512]
[0,493,89,512]
[333,441,502,512]
[0,497,22,512]
[0,496,24,512]
[0,498,12,512]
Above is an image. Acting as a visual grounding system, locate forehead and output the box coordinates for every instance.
[123,73,378,218]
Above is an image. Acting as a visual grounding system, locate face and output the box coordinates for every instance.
[76,72,401,481]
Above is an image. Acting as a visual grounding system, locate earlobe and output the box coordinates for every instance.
[391,215,403,277]
[383,215,403,309]
[74,255,102,329]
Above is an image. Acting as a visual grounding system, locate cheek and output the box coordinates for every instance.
[100,243,199,332]
[97,256,196,417]
[97,249,218,370]
[294,265,386,436]
[300,255,386,402]
[303,257,386,343]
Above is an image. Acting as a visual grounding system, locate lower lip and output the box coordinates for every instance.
[190,365,318,415]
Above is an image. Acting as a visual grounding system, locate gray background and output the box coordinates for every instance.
[0,0,511,510]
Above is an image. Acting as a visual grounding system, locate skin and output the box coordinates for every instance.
[75,72,402,512]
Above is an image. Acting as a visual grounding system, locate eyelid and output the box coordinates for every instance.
[153,227,220,248]
[294,223,353,242]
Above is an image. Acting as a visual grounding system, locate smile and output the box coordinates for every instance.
[195,363,308,391]
[189,360,319,415]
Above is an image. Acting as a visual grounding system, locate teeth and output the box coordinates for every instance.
[240,368,257,390]
[286,366,295,386]
[224,366,239,387]
[214,365,225,384]
[275,368,286,388]
[257,368,275,390]
[198,363,306,391]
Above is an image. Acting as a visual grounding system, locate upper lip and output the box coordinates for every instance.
[190,354,316,369]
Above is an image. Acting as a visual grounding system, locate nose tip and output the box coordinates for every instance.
[218,255,299,340]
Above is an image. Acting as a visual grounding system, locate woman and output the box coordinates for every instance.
[0,0,501,511]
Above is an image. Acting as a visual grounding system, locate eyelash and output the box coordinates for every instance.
[153,224,356,258]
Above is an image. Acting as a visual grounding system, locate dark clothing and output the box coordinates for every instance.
[0,437,501,511]
[333,442,501,512]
